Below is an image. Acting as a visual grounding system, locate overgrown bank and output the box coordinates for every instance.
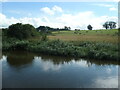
[2,38,119,61]
[2,23,119,61]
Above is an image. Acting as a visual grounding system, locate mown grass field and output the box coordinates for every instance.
[48,29,119,43]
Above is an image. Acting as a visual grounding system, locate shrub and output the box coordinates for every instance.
[7,23,39,40]
[41,34,48,41]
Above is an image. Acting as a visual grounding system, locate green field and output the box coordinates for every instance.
[48,29,119,43]
[2,29,119,60]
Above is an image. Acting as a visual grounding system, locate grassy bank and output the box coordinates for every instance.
[2,38,119,61]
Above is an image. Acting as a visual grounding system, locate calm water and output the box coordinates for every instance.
[1,51,119,88]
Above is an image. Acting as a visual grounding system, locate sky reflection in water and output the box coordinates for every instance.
[1,51,119,88]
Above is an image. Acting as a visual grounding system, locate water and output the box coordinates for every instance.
[1,51,119,88]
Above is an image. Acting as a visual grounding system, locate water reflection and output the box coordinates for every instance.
[2,51,119,67]
[2,51,119,88]
[93,76,118,88]
[3,51,34,67]
[34,57,62,71]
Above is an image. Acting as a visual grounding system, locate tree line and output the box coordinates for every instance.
[87,21,117,30]
[2,21,117,40]
[36,26,71,32]
[36,21,117,32]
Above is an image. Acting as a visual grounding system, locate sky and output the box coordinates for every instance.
[0,1,118,30]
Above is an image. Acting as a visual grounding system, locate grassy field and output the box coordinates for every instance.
[2,29,119,60]
[48,29,119,43]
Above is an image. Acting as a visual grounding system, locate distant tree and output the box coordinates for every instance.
[103,21,116,29]
[87,25,93,30]
[103,22,109,29]
[46,26,53,31]
[68,27,71,30]
[37,26,48,32]
[7,23,38,40]
[56,28,59,31]
[64,26,69,30]
[64,26,71,30]
[109,21,116,29]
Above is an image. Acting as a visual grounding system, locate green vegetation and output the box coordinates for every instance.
[7,23,39,40]
[103,21,116,29]
[2,38,119,60]
[2,23,119,61]
[87,25,93,30]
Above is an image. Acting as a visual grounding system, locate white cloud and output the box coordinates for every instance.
[56,11,118,30]
[109,7,117,11]
[40,5,63,15]
[0,12,118,30]
[41,7,54,15]
[52,5,63,12]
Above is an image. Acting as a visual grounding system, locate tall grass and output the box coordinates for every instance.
[3,38,118,60]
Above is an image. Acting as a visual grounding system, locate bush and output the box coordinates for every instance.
[7,23,39,40]
[41,34,48,41]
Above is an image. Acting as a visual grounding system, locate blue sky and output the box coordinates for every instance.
[0,2,118,29]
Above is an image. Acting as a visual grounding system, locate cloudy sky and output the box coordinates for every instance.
[0,1,118,30]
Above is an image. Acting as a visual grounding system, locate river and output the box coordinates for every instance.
[1,51,119,88]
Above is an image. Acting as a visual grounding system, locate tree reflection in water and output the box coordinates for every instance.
[2,51,119,68]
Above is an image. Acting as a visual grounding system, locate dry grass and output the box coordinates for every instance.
[48,35,118,43]
[27,29,119,43]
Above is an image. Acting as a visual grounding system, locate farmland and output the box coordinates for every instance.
[48,29,119,43]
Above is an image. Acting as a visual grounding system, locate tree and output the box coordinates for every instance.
[87,25,93,30]
[64,26,69,30]
[103,21,116,29]
[37,26,48,32]
[103,22,109,29]
[68,27,71,30]
[64,26,71,30]
[109,21,116,29]
[7,23,38,40]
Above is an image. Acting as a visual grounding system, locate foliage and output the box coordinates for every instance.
[41,34,48,41]
[87,25,93,30]
[36,26,48,32]
[36,26,71,32]
[64,26,71,30]
[103,21,116,29]
[2,23,119,61]
[2,38,29,50]
[7,23,38,40]
[2,38,119,61]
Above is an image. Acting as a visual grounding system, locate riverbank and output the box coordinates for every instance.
[2,38,119,61]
